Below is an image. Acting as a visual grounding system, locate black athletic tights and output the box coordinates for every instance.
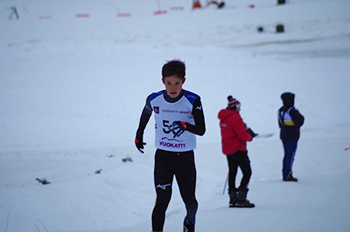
[152,149,198,231]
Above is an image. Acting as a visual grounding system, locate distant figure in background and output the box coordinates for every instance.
[9,6,19,20]
[192,0,202,9]
[218,96,256,208]
[278,92,304,182]
[193,1,225,9]
[206,1,225,8]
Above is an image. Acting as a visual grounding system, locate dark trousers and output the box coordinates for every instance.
[282,140,298,179]
[152,149,198,231]
[226,151,252,193]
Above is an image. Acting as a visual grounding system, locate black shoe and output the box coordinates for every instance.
[184,218,195,232]
[283,173,298,182]
[235,200,255,208]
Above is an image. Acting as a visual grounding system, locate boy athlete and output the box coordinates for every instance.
[135,60,206,232]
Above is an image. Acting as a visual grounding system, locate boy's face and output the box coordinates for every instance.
[162,75,185,98]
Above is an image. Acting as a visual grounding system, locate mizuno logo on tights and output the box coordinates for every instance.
[156,183,171,190]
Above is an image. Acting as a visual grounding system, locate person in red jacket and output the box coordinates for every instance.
[218,96,256,208]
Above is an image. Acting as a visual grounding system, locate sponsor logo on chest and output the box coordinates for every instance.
[159,137,186,149]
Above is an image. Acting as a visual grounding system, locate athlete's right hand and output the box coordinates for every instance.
[135,138,146,154]
[169,121,186,138]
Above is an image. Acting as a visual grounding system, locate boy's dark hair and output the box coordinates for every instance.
[162,59,186,80]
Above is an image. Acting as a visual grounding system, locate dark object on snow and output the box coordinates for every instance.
[277,0,286,5]
[218,2,225,8]
[106,154,115,158]
[9,6,19,20]
[95,169,102,174]
[122,156,133,163]
[276,24,285,33]
[36,178,51,185]
[257,26,264,33]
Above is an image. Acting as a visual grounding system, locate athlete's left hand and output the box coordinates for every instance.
[169,121,187,138]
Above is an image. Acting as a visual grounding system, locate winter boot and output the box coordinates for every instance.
[229,188,238,207]
[235,187,255,208]
[183,217,195,232]
[283,172,298,182]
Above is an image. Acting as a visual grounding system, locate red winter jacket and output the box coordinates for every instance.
[218,109,253,155]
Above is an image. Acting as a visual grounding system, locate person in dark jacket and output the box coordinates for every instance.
[218,96,256,208]
[278,92,304,182]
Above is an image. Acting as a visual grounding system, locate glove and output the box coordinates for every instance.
[169,121,186,138]
[247,128,258,138]
[135,138,146,154]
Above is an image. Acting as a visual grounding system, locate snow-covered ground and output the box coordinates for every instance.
[1,0,350,231]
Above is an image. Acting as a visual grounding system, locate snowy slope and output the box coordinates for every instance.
[1,0,350,231]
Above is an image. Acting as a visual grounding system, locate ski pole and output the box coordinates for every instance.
[222,172,228,195]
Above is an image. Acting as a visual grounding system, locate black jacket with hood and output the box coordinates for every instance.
[278,92,304,141]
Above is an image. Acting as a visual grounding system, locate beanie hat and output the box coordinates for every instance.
[227,95,241,109]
